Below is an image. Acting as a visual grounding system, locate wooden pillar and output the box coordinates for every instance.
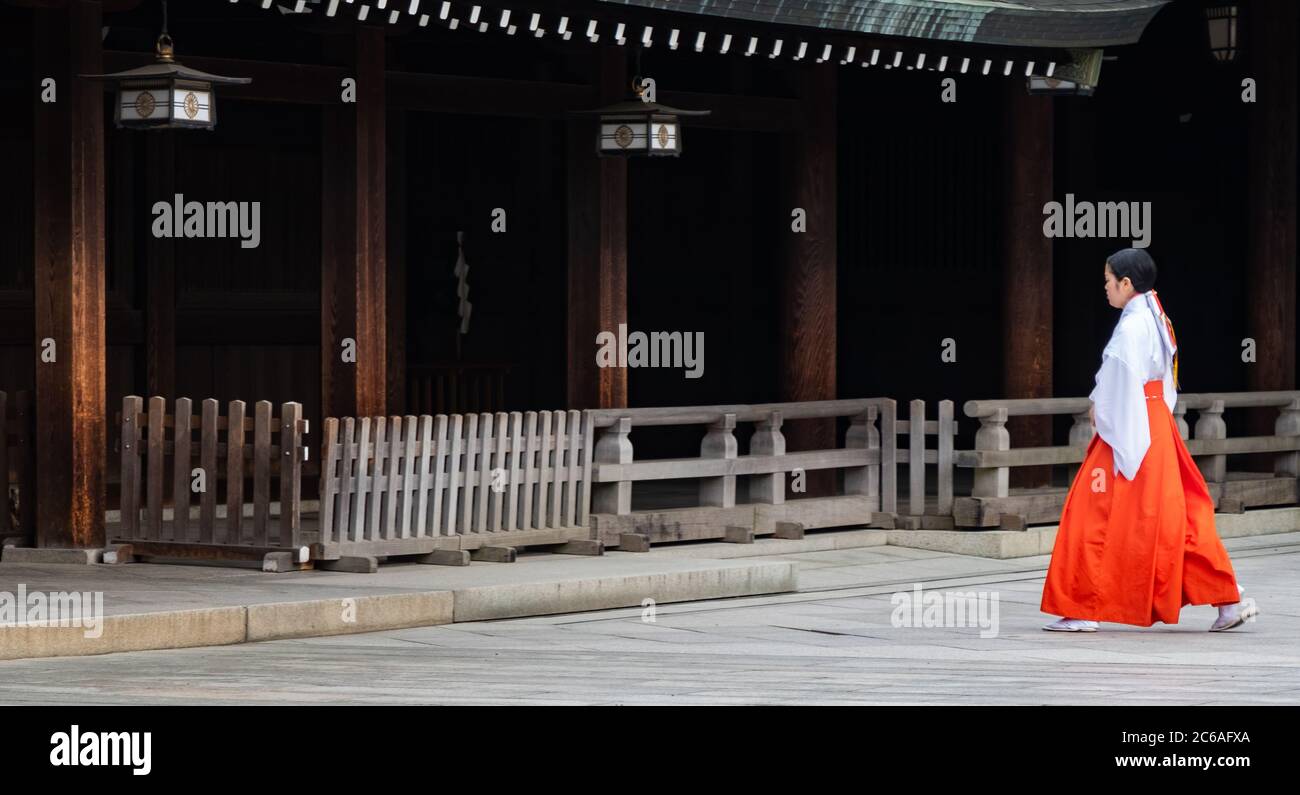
[566,48,628,410]
[145,134,175,399]
[779,65,837,497]
[1001,85,1054,489]
[32,1,106,548]
[322,27,386,420]
[1245,0,1297,466]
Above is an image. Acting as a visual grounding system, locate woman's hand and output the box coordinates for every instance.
[1089,403,1095,428]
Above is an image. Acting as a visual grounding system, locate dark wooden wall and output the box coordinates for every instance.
[1055,0,1257,438]
[167,101,322,434]
[403,111,569,412]
[838,65,1006,454]
[0,31,35,395]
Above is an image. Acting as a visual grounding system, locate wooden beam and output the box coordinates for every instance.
[779,65,837,498]
[659,90,799,132]
[321,26,387,420]
[566,48,628,410]
[387,70,594,117]
[1001,84,1054,490]
[32,0,106,548]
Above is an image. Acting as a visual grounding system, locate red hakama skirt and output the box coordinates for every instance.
[1041,378,1241,626]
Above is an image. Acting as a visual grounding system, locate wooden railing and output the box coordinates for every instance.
[0,391,35,545]
[888,399,958,529]
[585,399,896,544]
[316,409,593,560]
[956,391,1300,527]
[92,389,1300,562]
[407,363,510,416]
[117,396,309,553]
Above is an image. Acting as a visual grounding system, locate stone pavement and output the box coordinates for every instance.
[0,530,1295,704]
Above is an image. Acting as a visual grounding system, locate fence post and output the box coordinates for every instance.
[909,400,925,516]
[593,417,633,515]
[699,413,737,508]
[972,407,1010,498]
[145,396,166,541]
[226,400,247,544]
[279,402,304,547]
[936,400,954,516]
[880,399,897,513]
[579,410,595,528]
[120,396,143,540]
[1193,400,1226,484]
[751,411,786,504]
[320,417,339,546]
[199,399,219,543]
[1274,398,1300,479]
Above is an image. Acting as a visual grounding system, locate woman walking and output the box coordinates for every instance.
[1041,248,1258,632]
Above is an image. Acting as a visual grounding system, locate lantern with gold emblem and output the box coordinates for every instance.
[83,1,249,131]
[573,79,711,158]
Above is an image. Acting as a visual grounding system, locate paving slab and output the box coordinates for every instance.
[0,552,797,661]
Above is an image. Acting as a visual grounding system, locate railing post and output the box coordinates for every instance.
[120,396,142,540]
[972,407,1010,498]
[1193,399,1226,484]
[909,399,925,516]
[936,400,954,516]
[1274,398,1300,479]
[279,402,304,547]
[844,406,877,507]
[880,399,897,513]
[1173,402,1190,440]
[750,411,786,505]
[1066,408,1092,485]
[593,417,633,515]
[699,413,737,508]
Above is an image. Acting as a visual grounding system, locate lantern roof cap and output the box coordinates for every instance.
[82,60,252,85]
[571,100,712,117]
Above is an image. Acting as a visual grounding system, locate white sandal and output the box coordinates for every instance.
[1043,617,1099,632]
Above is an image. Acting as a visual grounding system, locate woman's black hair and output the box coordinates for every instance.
[1106,248,1157,292]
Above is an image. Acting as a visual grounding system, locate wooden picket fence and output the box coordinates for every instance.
[117,396,309,555]
[316,410,593,559]
[0,391,36,543]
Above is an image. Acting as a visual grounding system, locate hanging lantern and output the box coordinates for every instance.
[83,1,250,130]
[573,78,710,158]
[582,100,710,157]
[1204,4,1239,63]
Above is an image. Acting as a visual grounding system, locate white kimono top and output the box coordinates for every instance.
[1087,291,1179,481]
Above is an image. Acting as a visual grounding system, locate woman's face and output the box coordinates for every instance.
[1104,264,1135,309]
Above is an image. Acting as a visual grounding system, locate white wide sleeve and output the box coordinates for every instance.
[1090,353,1150,481]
